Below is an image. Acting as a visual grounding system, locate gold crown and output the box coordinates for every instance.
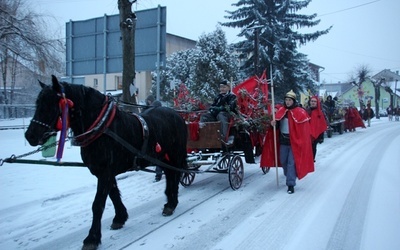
[285,90,296,100]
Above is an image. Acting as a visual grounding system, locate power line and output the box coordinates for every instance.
[313,43,400,63]
[317,0,381,17]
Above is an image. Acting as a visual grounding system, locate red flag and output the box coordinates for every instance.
[233,70,268,99]
[232,76,258,95]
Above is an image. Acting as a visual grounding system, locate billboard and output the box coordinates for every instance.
[65,6,166,76]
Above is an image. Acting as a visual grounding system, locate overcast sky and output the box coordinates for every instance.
[32,0,400,84]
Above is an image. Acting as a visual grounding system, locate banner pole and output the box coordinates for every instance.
[270,64,279,187]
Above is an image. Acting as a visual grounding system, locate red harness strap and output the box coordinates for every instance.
[73,97,117,147]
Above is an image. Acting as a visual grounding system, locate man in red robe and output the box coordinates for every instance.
[344,103,365,132]
[263,90,314,194]
[306,96,328,161]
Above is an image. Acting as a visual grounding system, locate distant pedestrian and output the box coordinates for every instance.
[362,101,374,127]
[387,105,393,121]
[395,105,400,121]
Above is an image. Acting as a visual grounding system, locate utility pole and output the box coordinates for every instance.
[254,28,259,76]
[118,0,137,112]
[373,77,385,119]
[396,79,398,108]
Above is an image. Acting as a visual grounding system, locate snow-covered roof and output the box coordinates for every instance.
[388,81,400,97]
[327,91,338,98]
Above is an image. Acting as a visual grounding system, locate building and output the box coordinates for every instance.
[308,62,324,83]
[341,79,391,109]
[330,70,400,118]
[319,82,353,98]
[372,69,400,108]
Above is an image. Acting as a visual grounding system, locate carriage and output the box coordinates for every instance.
[178,115,256,190]
[1,74,269,249]
[323,102,345,138]
[176,74,270,190]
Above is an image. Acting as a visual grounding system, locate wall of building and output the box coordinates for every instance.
[80,71,152,101]
[340,80,393,110]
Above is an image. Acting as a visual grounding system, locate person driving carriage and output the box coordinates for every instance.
[324,95,335,122]
[200,80,238,145]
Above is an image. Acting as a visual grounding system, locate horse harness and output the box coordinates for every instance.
[72,96,117,147]
[71,97,178,172]
[29,92,187,173]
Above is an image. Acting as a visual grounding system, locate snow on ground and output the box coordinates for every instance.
[0,117,399,250]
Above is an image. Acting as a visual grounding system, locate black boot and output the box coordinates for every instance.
[154,174,161,182]
[287,186,295,194]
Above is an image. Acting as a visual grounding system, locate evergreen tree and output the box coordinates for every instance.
[151,49,197,104]
[152,27,240,105]
[192,27,240,99]
[222,0,331,99]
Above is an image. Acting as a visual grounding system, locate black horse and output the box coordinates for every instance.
[25,75,188,250]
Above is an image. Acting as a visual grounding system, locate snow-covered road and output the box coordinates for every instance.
[0,119,399,250]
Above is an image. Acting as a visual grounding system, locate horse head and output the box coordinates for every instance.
[25,75,69,146]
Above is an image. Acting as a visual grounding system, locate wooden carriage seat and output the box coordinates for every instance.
[187,121,222,149]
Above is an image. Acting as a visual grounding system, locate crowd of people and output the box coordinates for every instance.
[386,105,400,121]
[259,92,383,194]
[144,80,390,194]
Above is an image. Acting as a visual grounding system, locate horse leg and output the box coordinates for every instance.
[82,175,112,250]
[162,168,181,216]
[108,177,128,229]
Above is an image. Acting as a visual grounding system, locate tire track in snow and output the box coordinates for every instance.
[22,166,255,250]
[326,124,400,250]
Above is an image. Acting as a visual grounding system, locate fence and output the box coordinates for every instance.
[0,104,36,119]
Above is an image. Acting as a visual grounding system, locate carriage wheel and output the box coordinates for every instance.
[339,123,344,134]
[180,172,195,187]
[228,155,244,190]
[215,154,231,172]
[327,128,332,138]
[261,167,270,174]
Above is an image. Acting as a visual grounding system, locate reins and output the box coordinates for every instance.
[104,129,197,174]
[0,138,84,167]
[1,129,197,174]
[0,92,197,174]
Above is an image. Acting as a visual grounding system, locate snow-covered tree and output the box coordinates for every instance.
[349,64,371,109]
[152,27,240,105]
[0,0,64,106]
[192,28,240,99]
[222,0,331,99]
[151,49,197,103]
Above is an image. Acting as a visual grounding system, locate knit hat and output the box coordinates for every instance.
[145,95,155,104]
[219,80,229,86]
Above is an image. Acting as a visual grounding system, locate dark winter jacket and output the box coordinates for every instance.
[362,107,374,120]
[209,92,237,117]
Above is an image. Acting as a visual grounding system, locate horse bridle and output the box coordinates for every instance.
[30,94,74,140]
[31,118,54,130]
